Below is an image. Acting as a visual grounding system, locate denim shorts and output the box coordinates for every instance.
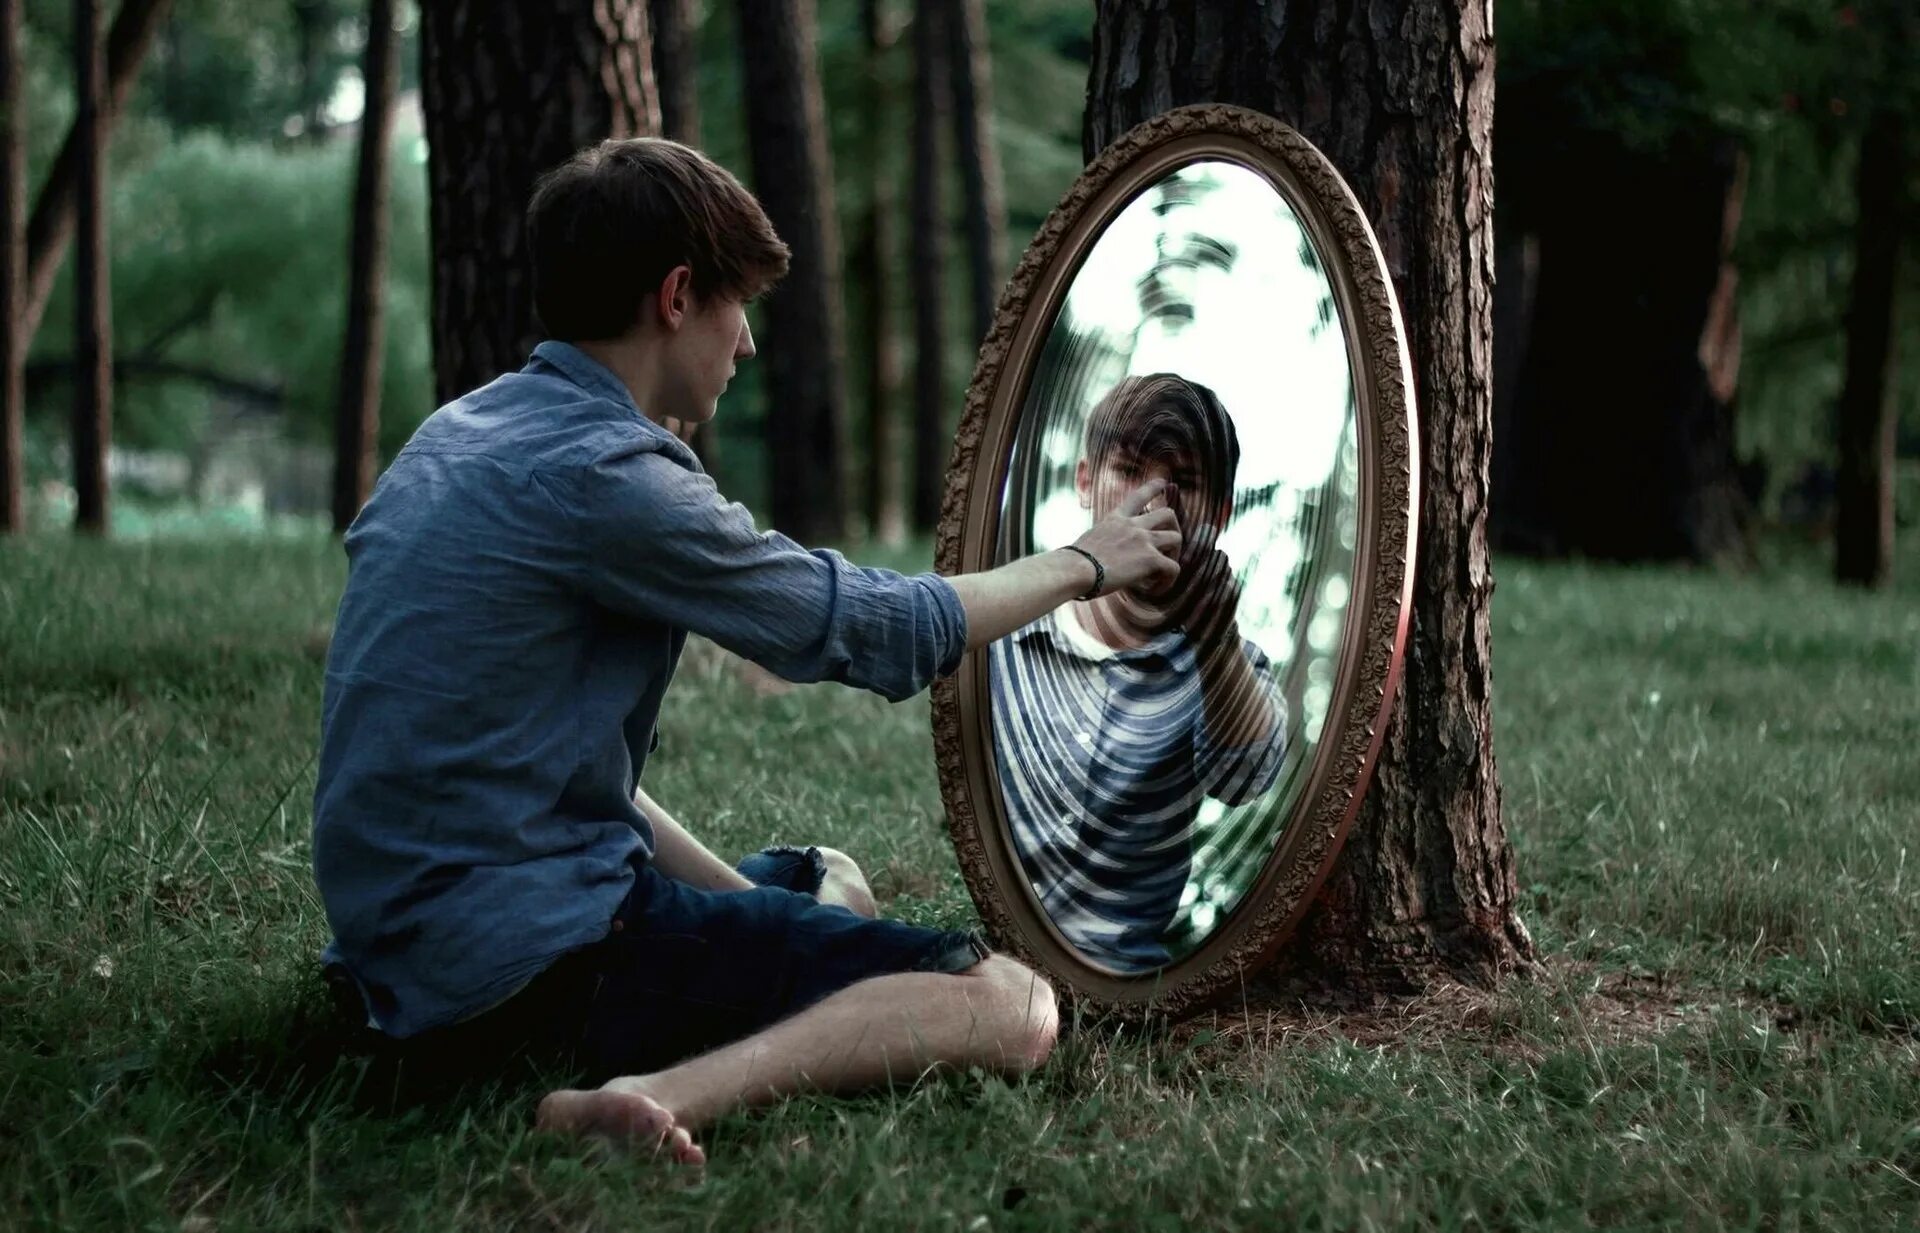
[369,847,989,1086]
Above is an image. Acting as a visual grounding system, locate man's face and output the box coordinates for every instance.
[658,289,755,425]
[1077,441,1225,543]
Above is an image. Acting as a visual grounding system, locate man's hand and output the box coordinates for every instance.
[1070,478,1183,597]
[947,480,1183,650]
[1178,547,1243,658]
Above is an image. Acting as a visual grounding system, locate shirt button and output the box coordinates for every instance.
[610,918,625,933]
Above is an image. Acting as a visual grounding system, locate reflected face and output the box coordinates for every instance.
[1078,444,1228,551]
[987,157,1362,975]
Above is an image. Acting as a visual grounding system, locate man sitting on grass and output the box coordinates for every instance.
[312,137,1182,1165]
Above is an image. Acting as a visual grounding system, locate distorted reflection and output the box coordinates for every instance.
[989,159,1360,973]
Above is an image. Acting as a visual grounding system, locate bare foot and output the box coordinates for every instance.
[536,1080,705,1166]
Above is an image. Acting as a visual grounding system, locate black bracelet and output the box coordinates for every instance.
[1058,545,1106,601]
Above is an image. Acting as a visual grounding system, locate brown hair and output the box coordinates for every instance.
[527,138,791,341]
[1083,373,1240,502]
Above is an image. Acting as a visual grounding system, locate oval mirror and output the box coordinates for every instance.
[933,106,1418,1017]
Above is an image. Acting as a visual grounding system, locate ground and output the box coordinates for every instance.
[1,533,1916,1230]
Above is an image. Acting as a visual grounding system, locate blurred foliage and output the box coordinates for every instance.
[13,0,1912,526]
[16,0,1086,521]
[1502,0,1919,516]
[31,128,433,457]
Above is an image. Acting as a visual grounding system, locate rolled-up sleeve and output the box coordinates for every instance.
[538,446,967,702]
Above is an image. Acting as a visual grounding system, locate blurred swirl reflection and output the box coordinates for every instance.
[989,160,1360,973]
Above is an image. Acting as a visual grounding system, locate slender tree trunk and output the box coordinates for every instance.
[648,0,719,470]
[738,0,848,542]
[1488,227,1540,550]
[861,0,904,544]
[0,0,24,532]
[1834,109,1906,588]
[294,0,325,141]
[909,0,946,533]
[1087,0,1532,991]
[420,0,658,405]
[944,0,1003,347]
[332,0,398,534]
[73,0,111,535]
[21,0,172,347]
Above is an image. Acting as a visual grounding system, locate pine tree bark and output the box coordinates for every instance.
[649,0,700,146]
[332,0,398,534]
[860,0,904,544]
[737,0,848,542]
[1086,0,1533,990]
[908,0,946,533]
[420,0,659,404]
[944,0,1003,347]
[1834,109,1907,588]
[21,0,172,347]
[73,0,111,535]
[0,0,24,532]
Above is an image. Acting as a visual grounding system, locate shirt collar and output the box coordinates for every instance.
[1013,605,1184,666]
[528,340,700,468]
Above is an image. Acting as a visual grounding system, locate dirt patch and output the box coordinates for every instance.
[1165,961,1794,1064]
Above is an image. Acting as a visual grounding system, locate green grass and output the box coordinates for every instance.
[2,533,1917,1230]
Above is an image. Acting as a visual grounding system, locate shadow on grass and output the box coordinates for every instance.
[182,971,571,1135]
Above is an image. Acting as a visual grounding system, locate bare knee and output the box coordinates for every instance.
[967,954,1059,1072]
[815,847,877,918]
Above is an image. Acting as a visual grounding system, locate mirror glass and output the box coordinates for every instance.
[987,158,1361,975]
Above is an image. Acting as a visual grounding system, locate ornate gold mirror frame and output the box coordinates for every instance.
[932,105,1419,1018]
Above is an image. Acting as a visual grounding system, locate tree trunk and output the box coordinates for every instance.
[0,0,24,533]
[332,0,398,534]
[1086,0,1533,991]
[1834,109,1906,588]
[21,0,173,347]
[944,0,1003,347]
[737,0,848,542]
[649,0,699,146]
[73,0,111,535]
[294,0,325,141]
[419,0,658,405]
[860,0,904,545]
[1494,132,1752,564]
[908,0,946,533]
[648,0,718,471]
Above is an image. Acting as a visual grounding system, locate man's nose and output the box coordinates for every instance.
[736,321,757,361]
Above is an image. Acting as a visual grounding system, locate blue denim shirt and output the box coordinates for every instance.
[313,341,968,1038]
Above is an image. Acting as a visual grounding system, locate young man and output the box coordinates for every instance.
[312,138,1182,1165]
[990,374,1286,972]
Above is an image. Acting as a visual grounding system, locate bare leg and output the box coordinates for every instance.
[537,954,1058,1149]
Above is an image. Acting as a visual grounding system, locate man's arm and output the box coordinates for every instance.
[948,478,1183,649]
[1197,642,1280,749]
[553,453,1181,700]
[635,788,755,893]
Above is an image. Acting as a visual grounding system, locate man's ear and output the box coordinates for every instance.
[1075,457,1092,508]
[653,265,696,332]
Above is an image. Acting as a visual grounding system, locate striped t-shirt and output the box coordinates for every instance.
[988,606,1287,971]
